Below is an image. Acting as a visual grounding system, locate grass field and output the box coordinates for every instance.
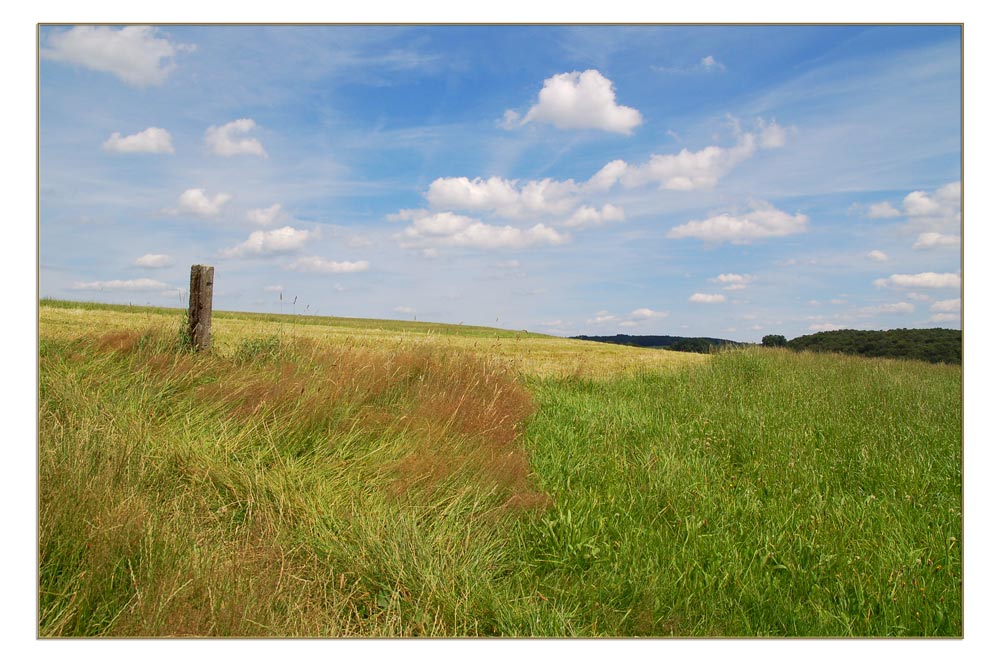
[37,300,962,637]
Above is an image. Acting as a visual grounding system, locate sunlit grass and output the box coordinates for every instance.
[38,301,961,636]
[39,299,705,378]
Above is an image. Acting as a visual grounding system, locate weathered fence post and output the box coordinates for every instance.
[187,265,214,351]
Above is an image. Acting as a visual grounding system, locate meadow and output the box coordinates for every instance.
[38,300,962,637]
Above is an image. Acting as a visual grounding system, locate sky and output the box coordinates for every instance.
[38,24,962,341]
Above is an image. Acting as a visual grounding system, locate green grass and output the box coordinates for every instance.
[37,309,962,637]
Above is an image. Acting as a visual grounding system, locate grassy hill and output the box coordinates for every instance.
[38,301,962,636]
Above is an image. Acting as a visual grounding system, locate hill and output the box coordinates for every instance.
[787,327,961,365]
[572,333,747,354]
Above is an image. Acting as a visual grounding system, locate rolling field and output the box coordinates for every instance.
[37,301,962,637]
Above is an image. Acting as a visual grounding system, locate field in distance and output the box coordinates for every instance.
[38,299,961,637]
[39,299,705,378]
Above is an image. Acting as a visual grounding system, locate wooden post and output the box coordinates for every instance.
[187,265,214,351]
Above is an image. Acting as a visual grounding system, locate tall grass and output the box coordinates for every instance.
[38,325,961,636]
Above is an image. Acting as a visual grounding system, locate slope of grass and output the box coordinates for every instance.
[38,308,962,637]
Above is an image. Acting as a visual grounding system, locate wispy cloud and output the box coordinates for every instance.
[71,277,171,291]
[134,253,173,268]
[285,256,370,273]
[874,272,961,289]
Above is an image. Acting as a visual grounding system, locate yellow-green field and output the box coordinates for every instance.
[39,299,705,378]
[38,299,961,637]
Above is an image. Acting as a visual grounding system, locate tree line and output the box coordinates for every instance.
[770,328,961,365]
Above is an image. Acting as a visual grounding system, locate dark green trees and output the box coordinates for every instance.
[761,334,788,348]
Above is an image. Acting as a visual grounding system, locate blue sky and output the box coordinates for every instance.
[38,24,961,341]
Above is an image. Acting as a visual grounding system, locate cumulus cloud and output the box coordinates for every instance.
[593,119,787,192]
[867,250,889,262]
[134,253,172,268]
[220,226,312,258]
[247,203,285,226]
[176,188,231,217]
[874,272,961,289]
[394,210,569,251]
[102,127,174,154]
[205,118,267,157]
[71,278,170,291]
[809,323,842,332]
[689,293,726,304]
[668,200,807,244]
[866,202,902,219]
[507,69,642,134]
[929,313,959,323]
[41,26,192,87]
[425,176,581,219]
[564,204,626,229]
[711,273,754,290]
[931,299,961,313]
[285,256,370,273]
[913,232,960,249]
[864,182,961,231]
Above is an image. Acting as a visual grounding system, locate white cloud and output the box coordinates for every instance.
[134,253,172,268]
[564,204,626,229]
[394,306,416,314]
[859,302,915,316]
[931,299,961,313]
[629,308,668,320]
[41,26,192,87]
[102,127,174,154]
[668,201,807,244]
[425,176,580,218]
[220,226,312,258]
[285,256,370,273]
[867,250,889,262]
[394,210,570,251]
[205,118,267,157]
[907,292,931,301]
[809,323,842,332]
[711,273,754,290]
[71,278,170,291]
[689,293,726,304]
[176,188,231,217]
[874,272,961,289]
[892,182,961,231]
[587,311,618,325]
[929,313,959,323]
[265,285,284,293]
[496,260,521,269]
[247,204,285,226]
[700,55,725,71]
[913,232,961,249]
[512,69,642,134]
[596,119,787,192]
[866,202,902,219]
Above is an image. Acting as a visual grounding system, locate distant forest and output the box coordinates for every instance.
[572,334,745,355]
[786,328,961,365]
[575,328,961,364]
